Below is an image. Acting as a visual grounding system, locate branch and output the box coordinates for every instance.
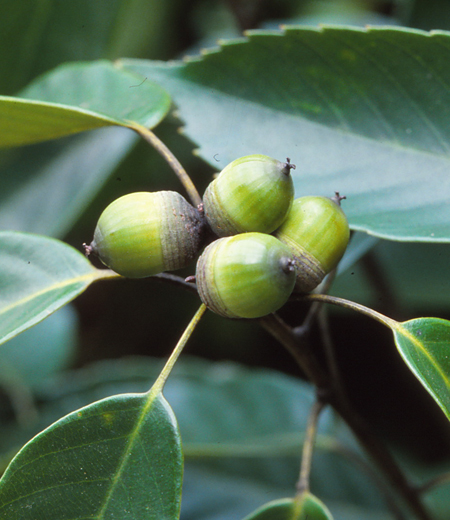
[260,308,433,520]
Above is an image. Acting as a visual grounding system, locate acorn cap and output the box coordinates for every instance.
[89,191,205,278]
[275,195,350,292]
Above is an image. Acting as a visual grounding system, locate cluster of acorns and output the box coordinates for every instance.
[84,155,350,319]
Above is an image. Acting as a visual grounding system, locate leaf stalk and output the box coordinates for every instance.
[128,123,203,207]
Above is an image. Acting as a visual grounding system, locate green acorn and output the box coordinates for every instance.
[275,193,350,293]
[203,154,295,237]
[85,191,206,277]
[196,232,296,319]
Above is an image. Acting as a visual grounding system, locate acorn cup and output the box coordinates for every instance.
[275,193,350,293]
[85,191,206,278]
[195,232,296,319]
[203,154,295,237]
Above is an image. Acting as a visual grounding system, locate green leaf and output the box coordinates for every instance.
[0,357,397,520]
[0,391,182,520]
[0,0,176,95]
[243,498,298,520]
[122,27,450,242]
[0,305,77,390]
[35,357,391,516]
[332,241,450,312]
[0,304,203,519]
[0,61,170,147]
[392,317,450,420]
[0,231,114,346]
[336,231,378,275]
[298,493,333,520]
[0,128,136,237]
[243,493,333,520]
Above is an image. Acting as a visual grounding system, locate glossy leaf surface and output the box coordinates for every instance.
[0,391,182,519]
[392,317,450,420]
[0,231,115,345]
[332,241,450,311]
[0,61,170,147]
[6,357,394,520]
[123,27,450,242]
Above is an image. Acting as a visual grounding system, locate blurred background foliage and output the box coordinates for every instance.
[1,0,450,517]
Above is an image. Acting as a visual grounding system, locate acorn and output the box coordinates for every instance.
[203,154,295,237]
[85,191,206,277]
[275,193,350,293]
[196,232,296,319]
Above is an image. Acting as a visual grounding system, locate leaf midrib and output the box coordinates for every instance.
[96,393,164,518]
[394,321,450,396]
[1,95,121,126]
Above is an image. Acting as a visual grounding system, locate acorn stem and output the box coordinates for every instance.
[151,273,198,294]
[150,303,207,396]
[297,293,397,329]
[130,123,202,207]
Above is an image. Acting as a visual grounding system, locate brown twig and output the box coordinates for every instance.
[260,308,433,520]
[292,269,337,338]
[151,272,198,294]
[259,313,329,390]
[416,471,450,495]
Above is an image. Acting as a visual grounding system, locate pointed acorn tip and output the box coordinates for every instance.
[282,157,296,175]
[331,192,346,206]
[280,257,296,275]
[83,242,95,257]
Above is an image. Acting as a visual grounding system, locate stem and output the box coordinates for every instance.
[151,304,207,395]
[261,310,433,520]
[259,313,330,389]
[330,397,433,520]
[317,306,350,408]
[296,399,325,494]
[128,123,202,207]
[416,472,450,495]
[297,293,397,329]
[151,272,198,294]
[181,431,407,519]
[293,269,336,337]
[333,439,409,520]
